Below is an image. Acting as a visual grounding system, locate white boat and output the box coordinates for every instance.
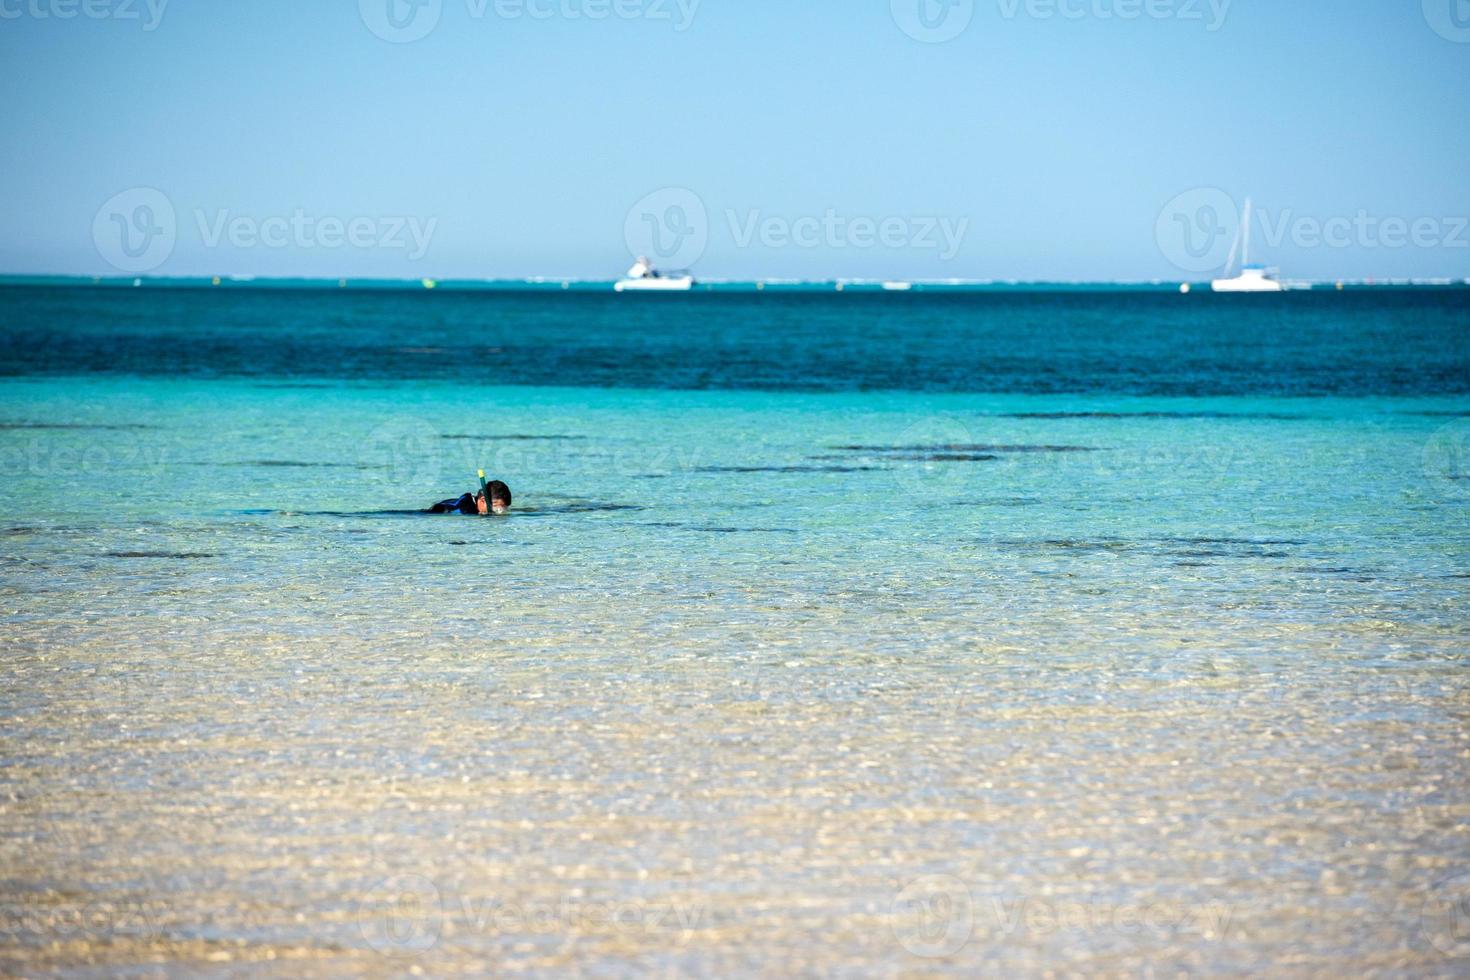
[1213,266,1284,292]
[881,281,913,291]
[614,257,693,292]
[1211,198,1283,293]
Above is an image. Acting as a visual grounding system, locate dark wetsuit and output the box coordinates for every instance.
[429,493,478,515]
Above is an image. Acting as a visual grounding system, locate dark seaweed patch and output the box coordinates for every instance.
[991,539,1135,552]
[883,453,999,462]
[1168,545,1292,559]
[106,551,218,559]
[998,411,1307,420]
[697,464,882,474]
[253,383,338,389]
[225,460,387,469]
[0,422,155,431]
[272,505,636,518]
[1157,537,1306,546]
[688,526,799,534]
[987,535,1302,564]
[1040,539,1133,551]
[1404,410,1470,417]
[260,509,439,518]
[833,444,1097,453]
[440,434,586,441]
[1290,567,1376,581]
[519,502,645,515]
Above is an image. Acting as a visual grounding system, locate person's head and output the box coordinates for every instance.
[485,480,512,514]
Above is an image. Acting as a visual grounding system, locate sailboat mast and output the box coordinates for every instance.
[1242,197,1252,267]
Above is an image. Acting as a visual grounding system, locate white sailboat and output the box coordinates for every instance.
[1211,198,1284,293]
[614,257,694,292]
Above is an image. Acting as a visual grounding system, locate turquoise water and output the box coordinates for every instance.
[1,288,1468,974]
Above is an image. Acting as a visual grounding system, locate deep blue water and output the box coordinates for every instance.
[1,285,1466,395]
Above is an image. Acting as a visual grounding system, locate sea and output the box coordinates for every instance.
[1,281,1467,975]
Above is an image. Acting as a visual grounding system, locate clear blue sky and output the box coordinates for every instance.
[2,0,1467,280]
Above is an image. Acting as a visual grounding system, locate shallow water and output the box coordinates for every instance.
[1,288,1468,975]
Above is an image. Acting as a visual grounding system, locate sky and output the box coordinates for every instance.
[1,0,1467,281]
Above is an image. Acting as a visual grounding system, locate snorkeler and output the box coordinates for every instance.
[429,480,512,516]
